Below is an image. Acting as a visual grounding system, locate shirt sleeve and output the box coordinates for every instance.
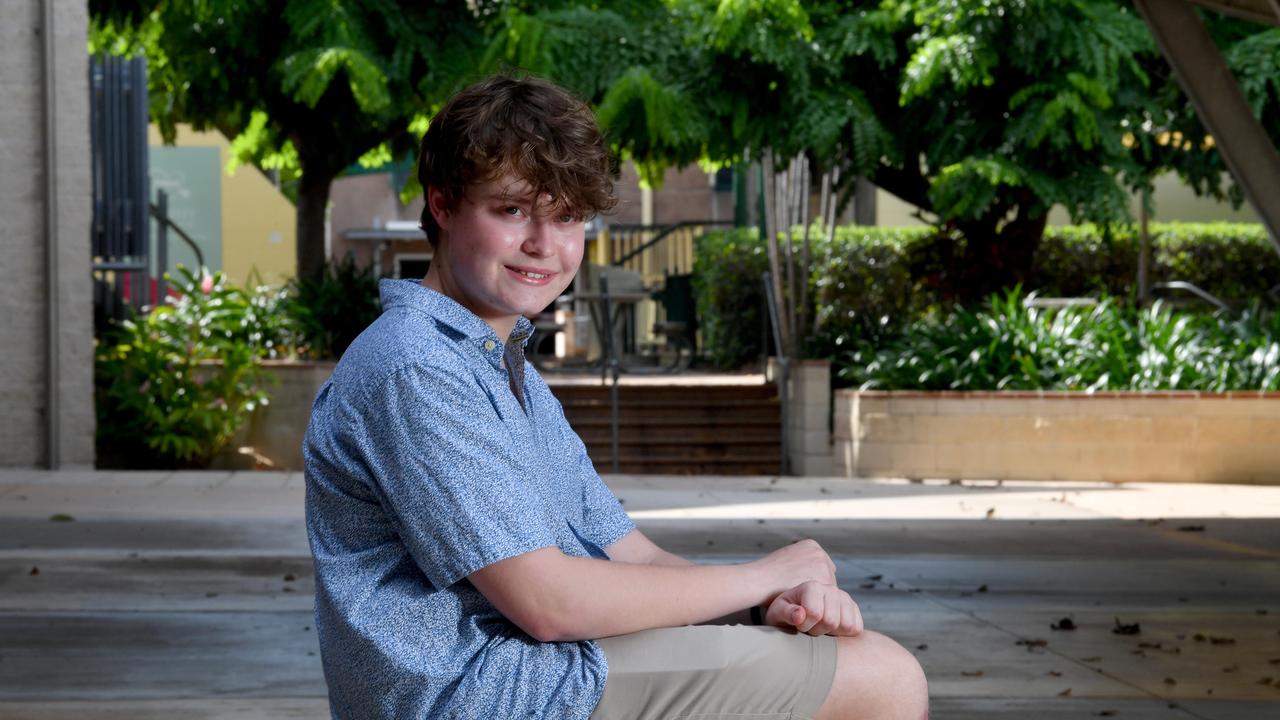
[353,362,558,590]
[553,400,636,551]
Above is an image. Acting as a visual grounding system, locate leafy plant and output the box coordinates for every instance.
[694,222,1279,371]
[285,255,382,360]
[95,266,279,468]
[839,289,1280,392]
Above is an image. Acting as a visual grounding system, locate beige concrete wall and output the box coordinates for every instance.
[768,359,834,476]
[220,361,336,470]
[148,124,297,286]
[0,0,94,468]
[834,390,1280,484]
[876,170,1260,228]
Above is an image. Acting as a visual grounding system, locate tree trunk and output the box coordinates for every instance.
[296,168,334,284]
[955,209,1048,303]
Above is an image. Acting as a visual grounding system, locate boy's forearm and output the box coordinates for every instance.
[537,555,765,641]
[642,550,755,625]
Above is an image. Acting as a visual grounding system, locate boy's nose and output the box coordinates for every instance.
[522,221,556,257]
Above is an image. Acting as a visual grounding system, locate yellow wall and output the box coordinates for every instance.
[873,171,1261,228]
[148,124,296,285]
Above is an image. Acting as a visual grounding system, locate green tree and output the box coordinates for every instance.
[504,1,1279,301]
[89,0,489,282]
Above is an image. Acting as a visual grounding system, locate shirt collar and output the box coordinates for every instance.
[379,279,535,367]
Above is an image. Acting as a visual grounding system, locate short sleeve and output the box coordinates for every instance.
[354,363,557,590]
[554,403,635,550]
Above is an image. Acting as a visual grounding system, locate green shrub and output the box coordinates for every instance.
[838,289,1280,392]
[95,266,280,468]
[693,222,1280,370]
[286,255,382,359]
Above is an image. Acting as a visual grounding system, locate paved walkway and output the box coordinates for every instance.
[2,470,1278,719]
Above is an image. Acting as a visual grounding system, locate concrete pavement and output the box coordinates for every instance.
[1,470,1278,719]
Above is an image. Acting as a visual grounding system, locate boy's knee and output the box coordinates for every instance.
[827,631,928,720]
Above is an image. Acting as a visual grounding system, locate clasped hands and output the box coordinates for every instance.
[755,538,864,637]
[763,579,864,637]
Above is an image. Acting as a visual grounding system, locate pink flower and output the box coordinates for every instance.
[200,275,214,294]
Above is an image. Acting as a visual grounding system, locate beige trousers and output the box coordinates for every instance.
[590,625,838,720]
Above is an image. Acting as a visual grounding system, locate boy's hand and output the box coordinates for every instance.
[764,581,864,637]
[751,539,837,600]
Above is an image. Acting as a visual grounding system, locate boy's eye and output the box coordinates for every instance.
[503,206,523,216]
[558,213,576,224]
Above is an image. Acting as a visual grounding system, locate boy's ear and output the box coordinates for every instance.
[427,185,452,232]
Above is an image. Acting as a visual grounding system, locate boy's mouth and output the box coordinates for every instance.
[506,266,556,284]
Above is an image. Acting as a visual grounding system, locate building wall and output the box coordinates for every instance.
[0,0,94,467]
[147,124,297,286]
[876,171,1262,227]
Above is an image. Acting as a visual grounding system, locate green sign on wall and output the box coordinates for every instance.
[149,146,222,278]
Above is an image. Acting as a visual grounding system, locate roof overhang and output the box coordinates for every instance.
[1189,0,1280,26]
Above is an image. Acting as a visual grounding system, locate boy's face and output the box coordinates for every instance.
[427,173,585,335]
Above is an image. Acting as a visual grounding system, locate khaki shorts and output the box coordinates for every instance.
[590,625,838,720]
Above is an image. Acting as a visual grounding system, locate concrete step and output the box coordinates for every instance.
[550,383,781,474]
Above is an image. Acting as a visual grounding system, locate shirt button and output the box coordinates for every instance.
[483,340,496,351]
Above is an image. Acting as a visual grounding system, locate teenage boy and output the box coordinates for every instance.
[304,73,928,720]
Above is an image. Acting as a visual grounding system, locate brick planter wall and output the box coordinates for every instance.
[834,390,1280,484]
[228,361,336,470]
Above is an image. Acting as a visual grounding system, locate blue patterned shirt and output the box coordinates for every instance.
[304,279,636,719]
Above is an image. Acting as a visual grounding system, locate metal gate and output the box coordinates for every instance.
[89,54,150,332]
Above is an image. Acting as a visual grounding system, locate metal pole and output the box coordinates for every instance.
[156,190,169,303]
[41,0,59,469]
[600,276,621,474]
[1138,188,1151,307]
[763,272,790,476]
[1135,0,1280,257]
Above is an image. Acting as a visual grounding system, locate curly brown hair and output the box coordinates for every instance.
[416,73,618,244]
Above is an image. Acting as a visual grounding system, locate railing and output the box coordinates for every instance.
[90,53,150,331]
[599,221,733,286]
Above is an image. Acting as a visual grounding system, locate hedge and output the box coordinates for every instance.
[692,223,1280,370]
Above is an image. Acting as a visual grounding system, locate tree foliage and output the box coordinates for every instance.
[90,0,1280,294]
[89,0,489,281]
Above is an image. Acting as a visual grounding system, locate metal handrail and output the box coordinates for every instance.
[762,271,790,476]
[612,220,733,267]
[1152,281,1229,311]
[150,199,205,269]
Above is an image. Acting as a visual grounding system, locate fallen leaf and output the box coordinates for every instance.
[28,567,38,576]
[282,586,295,593]
[1112,618,1141,635]
[48,513,74,522]
[1164,677,1177,685]
[1258,609,1269,615]
[1223,665,1239,673]
[1051,617,1077,631]
[1130,650,1146,656]
[283,574,296,582]
[866,574,883,581]
[1048,670,1063,677]
[1058,688,1072,697]
[977,584,988,593]
[1017,639,1048,649]
[961,670,984,677]
[1209,636,1235,645]
[916,644,928,651]
[985,507,995,519]
[1082,656,1102,662]
[1268,658,1280,665]
[1138,642,1162,649]
[1259,677,1274,686]
[1097,711,1116,717]
[859,583,876,590]
[1193,633,1207,642]
[1177,525,1205,532]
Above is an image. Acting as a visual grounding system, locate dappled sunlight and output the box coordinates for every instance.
[623,478,1280,521]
